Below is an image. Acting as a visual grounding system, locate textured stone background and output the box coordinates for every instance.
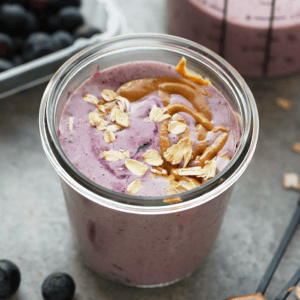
[1,0,300,299]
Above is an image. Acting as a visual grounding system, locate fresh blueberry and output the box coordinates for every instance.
[0,33,14,58]
[58,6,83,31]
[36,13,49,32]
[0,4,27,33]
[27,0,80,13]
[74,25,102,39]
[12,55,23,66]
[27,0,59,14]
[12,36,24,54]
[26,0,47,13]
[42,272,75,300]
[58,0,80,8]
[23,32,54,61]
[39,12,60,33]
[46,14,60,32]
[24,10,39,33]
[44,0,81,9]
[0,260,21,298]
[44,0,61,13]
[42,0,65,13]
[3,0,27,6]
[52,30,74,51]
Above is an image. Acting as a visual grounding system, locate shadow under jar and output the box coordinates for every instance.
[39,33,259,287]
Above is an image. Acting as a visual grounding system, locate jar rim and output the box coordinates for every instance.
[39,33,259,214]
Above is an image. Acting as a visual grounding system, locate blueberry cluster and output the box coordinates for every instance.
[0,0,102,73]
[0,260,75,300]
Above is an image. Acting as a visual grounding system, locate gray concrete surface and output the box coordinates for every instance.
[1,0,300,299]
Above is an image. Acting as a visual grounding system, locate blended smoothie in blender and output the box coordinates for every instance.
[167,0,300,77]
[58,57,241,198]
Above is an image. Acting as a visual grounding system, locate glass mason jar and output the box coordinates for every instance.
[39,33,259,288]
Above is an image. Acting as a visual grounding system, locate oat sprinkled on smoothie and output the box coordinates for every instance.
[58,57,241,196]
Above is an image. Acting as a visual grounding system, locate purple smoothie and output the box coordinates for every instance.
[62,178,233,286]
[59,61,240,197]
[167,0,300,77]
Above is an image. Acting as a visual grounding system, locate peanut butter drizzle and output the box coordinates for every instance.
[196,124,208,141]
[115,65,230,188]
[213,125,229,133]
[159,82,211,120]
[191,142,209,162]
[98,99,106,105]
[226,292,266,300]
[159,120,195,183]
[159,119,180,179]
[175,56,211,86]
[166,103,213,131]
[116,77,212,120]
[158,90,171,106]
[196,132,229,167]
[159,119,171,156]
[159,102,213,183]
[180,77,212,98]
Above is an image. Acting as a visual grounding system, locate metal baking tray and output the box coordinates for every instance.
[0,0,129,99]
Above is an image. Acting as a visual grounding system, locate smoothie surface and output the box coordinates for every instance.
[59,59,241,197]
